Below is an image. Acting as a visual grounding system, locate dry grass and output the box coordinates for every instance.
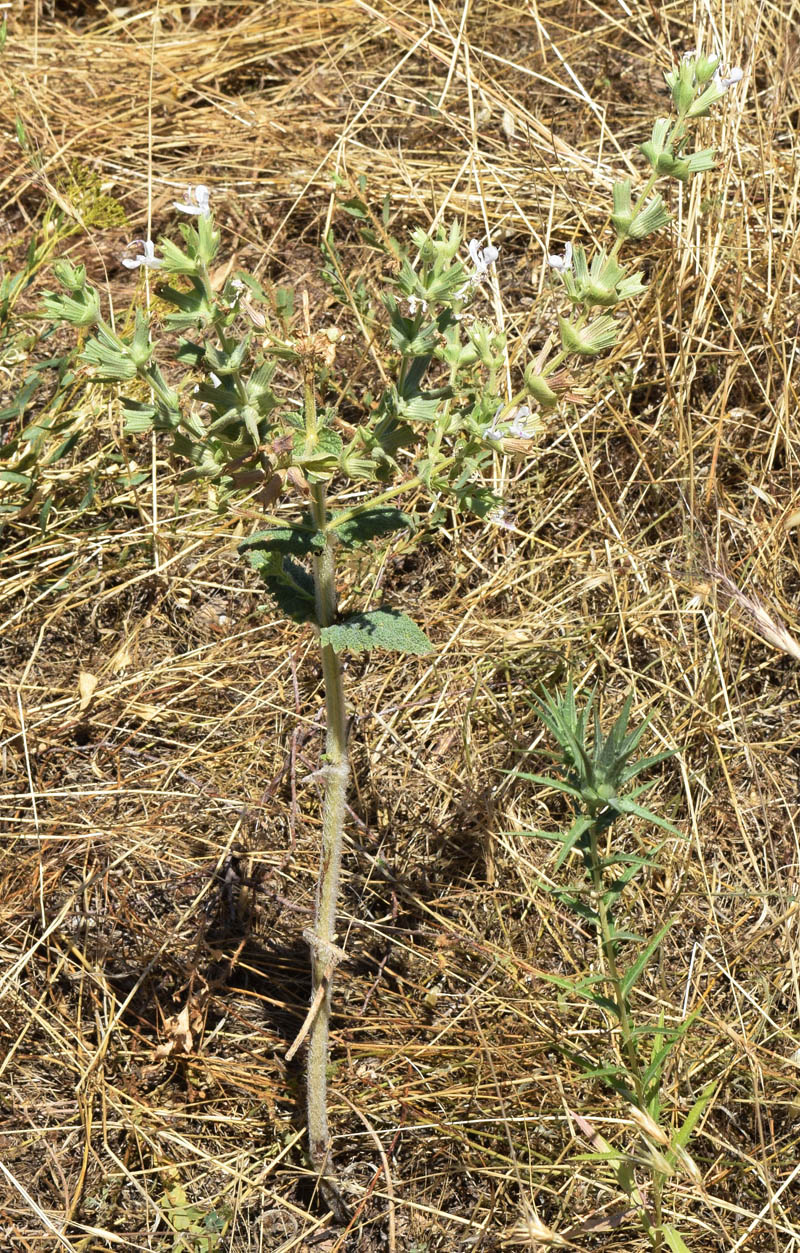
[2,0,800,1249]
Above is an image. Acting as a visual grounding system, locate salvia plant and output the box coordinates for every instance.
[38,48,741,1214]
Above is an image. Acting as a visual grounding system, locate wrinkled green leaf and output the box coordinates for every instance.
[239,523,323,558]
[329,506,415,548]
[321,608,433,656]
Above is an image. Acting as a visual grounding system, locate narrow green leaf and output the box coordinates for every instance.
[610,794,681,835]
[621,921,673,1001]
[0,469,32,486]
[620,749,676,783]
[662,1224,693,1253]
[515,771,585,801]
[608,928,645,945]
[673,1080,717,1152]
[555,813,593,870]
[536,970,620,1017]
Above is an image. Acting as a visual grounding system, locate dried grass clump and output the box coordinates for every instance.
[2,1,800,1250]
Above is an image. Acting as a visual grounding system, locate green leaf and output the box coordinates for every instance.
[80,327,137,381]
[619,749,676,783]
[398,393,442,423]
[662,1224,693,1253]
[620,921,673,1001]
[321,608,433,656]
[175,338,205,366]
[158,236,198,275]
[515,771,585,802]
[162,282,214,330]
[239,524,323,558]
[536,970,620,1017]
[39,496,54,534]
[672,1080,717,1153]
[555,813,593,870]
[340,196,368,218]
[122,400,158,433]
[609,794,681,835]
[329,506,415,548]
[45,428,81,465]
[0,469,33,486]
[254,555,317,624]
[0,371,42,423]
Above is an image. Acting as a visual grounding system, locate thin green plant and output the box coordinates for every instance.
[521,680,714,1252]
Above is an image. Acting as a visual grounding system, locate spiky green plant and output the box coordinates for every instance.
[520,681,713,1252]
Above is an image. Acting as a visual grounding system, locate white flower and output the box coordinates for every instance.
[121,239,162,270]
[489,507,515,530]
[407,295,428,315]
[485,402,533,443]
[173,184,211,217]
[714,64,744,89]
[484,402,507,441]
[508,405,532,437]
[547,241,573,273]
[467,237,499,276]
[456,238,499,299]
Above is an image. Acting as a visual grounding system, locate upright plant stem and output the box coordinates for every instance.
[588,816,663,1252]
[303,363,350,1201]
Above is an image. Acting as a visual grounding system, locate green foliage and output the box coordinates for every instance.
[329,506,415,548]
[244,549,317,624]
[521,679,700,1250]
[55,159,128,230]
[527,680,677,830]
[238,521,323,557]
[160,1169,231,1253]
[20,44,742,1228]
[320,608,433,655]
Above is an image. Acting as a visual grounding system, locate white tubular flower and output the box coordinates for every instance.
[122,239,162,270]
[468,238,499,276]
[407,295,428,315]
[483,402,507,441]
[548,241,573,273]
[456,238,499,299]
[173,184,211,217]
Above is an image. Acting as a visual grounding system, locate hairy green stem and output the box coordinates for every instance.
[303,366,350,1209]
